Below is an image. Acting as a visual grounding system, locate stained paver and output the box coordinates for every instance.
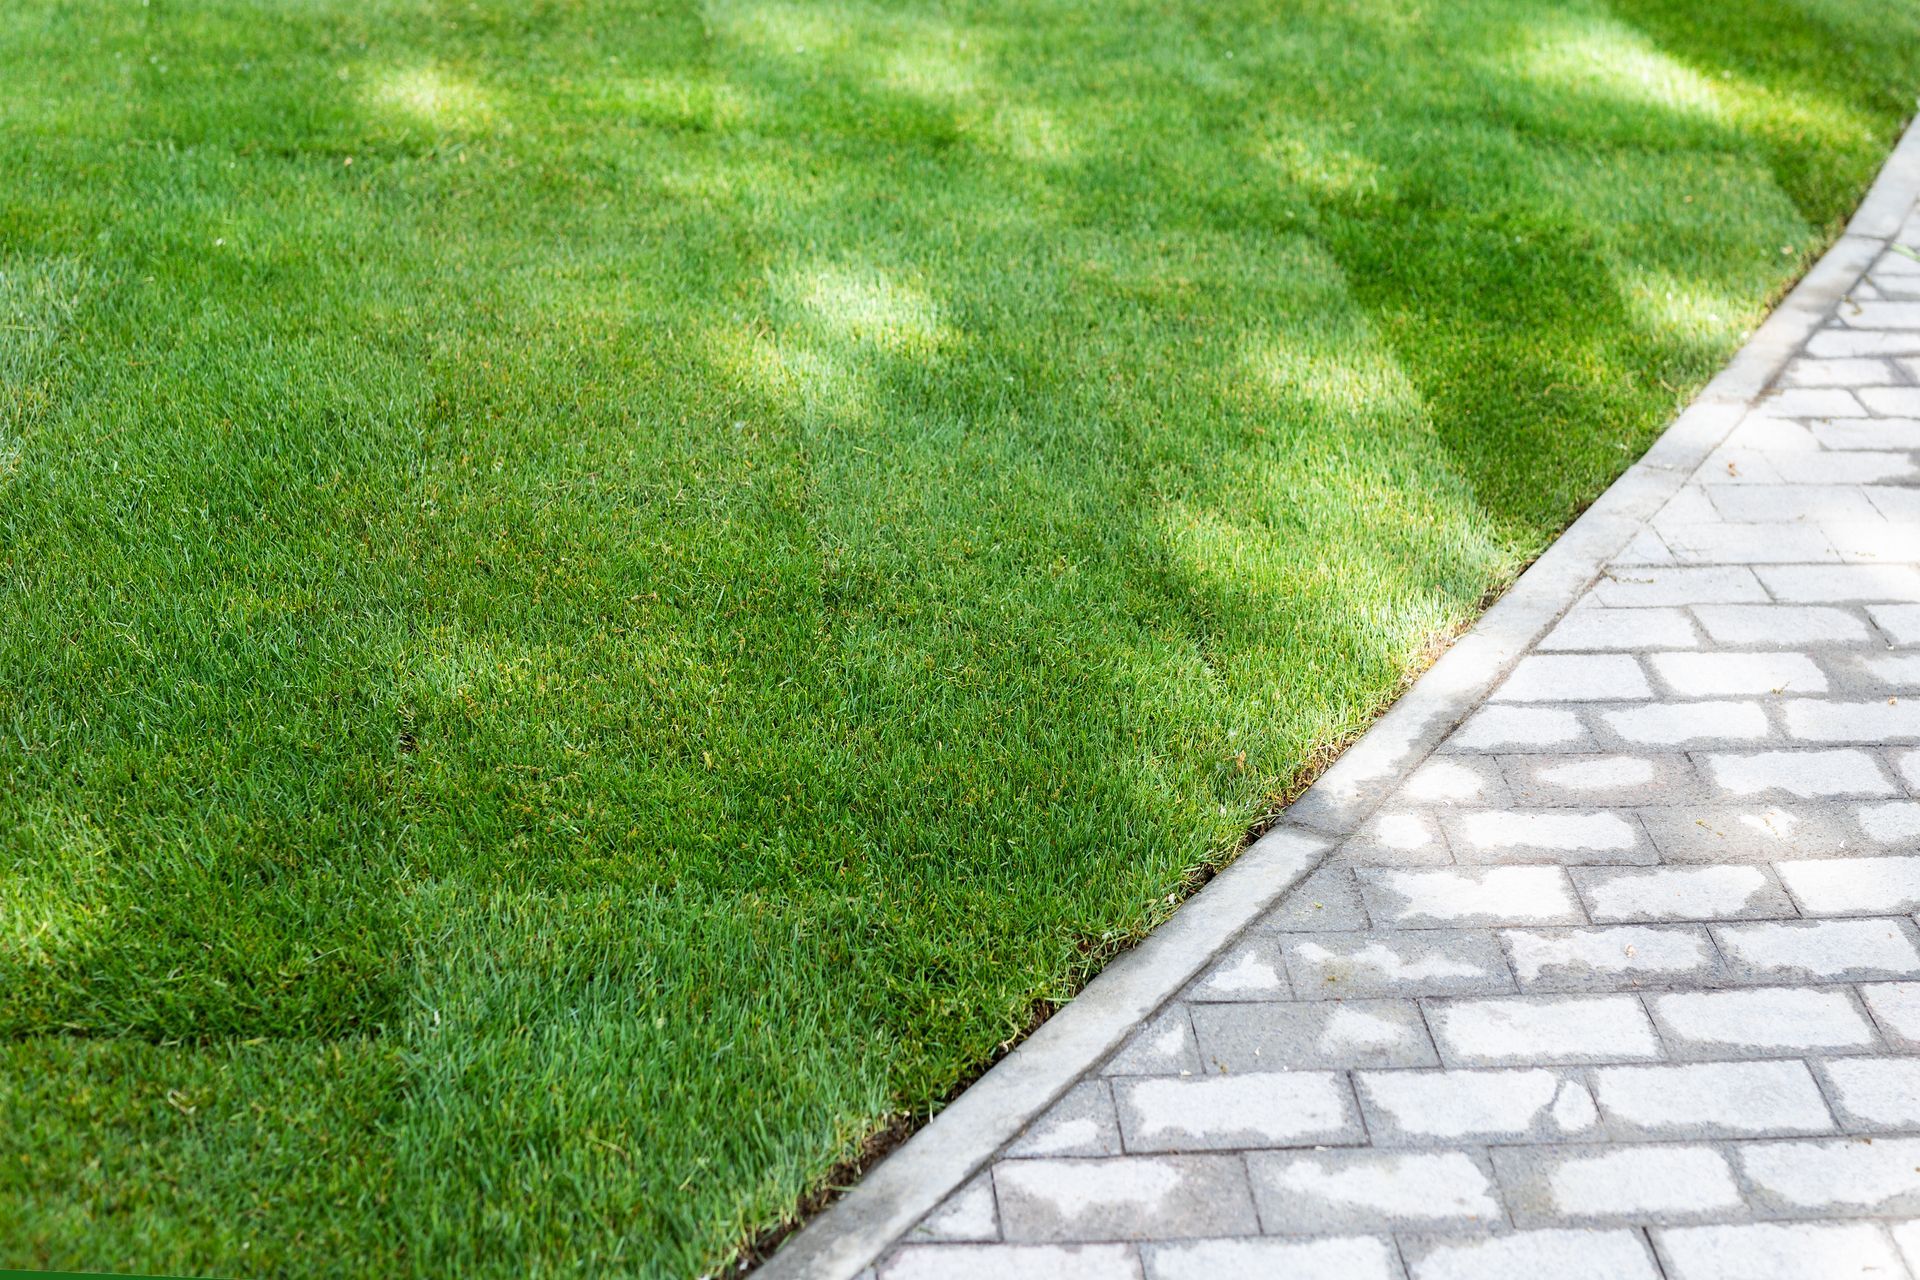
[857,175,1920,1280]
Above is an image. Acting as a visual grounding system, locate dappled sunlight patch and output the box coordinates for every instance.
[0,803,112,972]
[1515,16,1727,123]
[1235,337,1426,435]
[594,69,758,132]
[701,319,874,428]
[787,263,948,355]
[1615,264,1748,348]
[1260,134,1388,204]
[977,102,1078,165]
[365,64,496,132]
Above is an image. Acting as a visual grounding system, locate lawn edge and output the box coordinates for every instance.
[756,111,1920,1280]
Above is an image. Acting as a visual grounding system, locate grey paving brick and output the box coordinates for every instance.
[1649,987,1880,1058]
[1860,981,1920,1048]
[1501,925,1720,991]
[1185,937,1291,1002]
[1725,417,1820,450]
[1807,328,1920,357]
[1817,418,1920,449]
[1247,1149,1502,1233]
[1708,484,1881,523]
[1600,701,1771,746]
[1537,607,1699,651]
[1855,800,1920,843]
[1112,1070,1363,1152]
[1427,994,1661,1066]
[994,1156,1259,1241]
[1499,753,1698,808]
[1572,864,1796,922]
[1818,1057,1920,1130]
[1354,1067,1598,1145]
[1638,804,1856,864]
[1441,810,1651,866]
[1492,655,1651,703]
[1781,357,1898,386]
[910,1174,999,1242]
[1778,856,1920,915]
[1758,564,1920,603]
[1661,522,1840,564]
[1492,1143,1743,1225]
[1341,811,1451,867]
[1592,566,1766,607]
[1864,386,1920,416]
[1784,698,1920,744]
[1649,651,1827,696]
[1141,1237,1403,1280]
[1591,1060,1834,1139]
[1402,1229,1662,1280]
[1757,387,1869,416]
[1102,1007,1200,1076]
[1008,1081,1124,1158]
[1283,931,1512,1001]
[1737,1134,1920,1215]
[1702,747,1896,798]
[1265,865,1371,931]
[1870,603,1920,645]
[881,1243,1142,1280]
[1693,604,1873,646]
[1402,756,1509,806]
[1447,705,1591,752]
[1654,1222,1905,1280]
[1358,867,1584,928]
[1857,656,1920,691]
[1712,918,1920,982]
[1189,998,1437,1072]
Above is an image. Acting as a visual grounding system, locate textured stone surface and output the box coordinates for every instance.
[864,189,1920,1280]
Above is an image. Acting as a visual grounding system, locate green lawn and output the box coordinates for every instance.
[2,0,1916,1274]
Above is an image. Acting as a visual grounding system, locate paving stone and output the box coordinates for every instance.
[1246,1149,1501,1233]
[1659,523,1839,564]
[1403,756,1508,806]
[1265,865,1371,932]
[1491,1143,1742,1225]
[1708,484,1880,523]
[1861,982,1920,1048]
[1897,749,1920,792]
[1827,520,1920,563]
[1777,856,1920,915]
[1102,1007,1200,1076]
[1501,925,1719,991]
[1808,328,1920,357]
[1759,564,1920,604]
[1693,604,1873,646]
[1111,1071,1363,1152]
[1870,603,1920,645]
[1448,706,1591,752]
[1283,931,1513,1000]
[1600,701,1771,746]
[1857,655,1920,689]
[1784,699,1920,744]
[1189,999,1437,1072]
[1871,486,1920,522]
[1354,1067,1598,1145]
[1427,994,1661,1066]
[1008,1081,1124,1158]
[1441,810,1648,866]
[1843,302,1920,329]
[1590,1060,1834,1139]
[1703,748,1897,798]
[994,1156,1258,1241]
[881,1243,1142,1280]
[1649,651,1827,696]
[1612,528,1676,565]
[1725,417,1821,450]
[1856,801,1920,843]
[1784,452,1920,484]
[1499,754,1697,807]
[1492,655,1651,702]
[1638,804,1858,863]
[1650,486,1721,525]
[1404,1229,1660,1280]
[910,1174,1000,1242]
[1901,1222,1920,1280]
[1781,357,1899,386]
[1816,418,1920,449]
[1819,1057,1920,1130]
[1358,867,1584,928]
[1140,1237,1402,1280]
[1573,864,1795,922]
[1536,610,1704,652]
[1654,1222,1905,1280]
[1591,566,1766,607]
[1713,918,1920,982]
[1649,987,1879,1057]
[1186,937,1291,1002]
[1757,387,1869,416]
[1738,1134,1920,1215]
[1862,386,1920,416]
[1341,811,1451,867]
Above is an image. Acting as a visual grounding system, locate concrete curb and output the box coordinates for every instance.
[756,111,1920,1280]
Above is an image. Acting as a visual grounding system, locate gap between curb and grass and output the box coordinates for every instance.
[752,111,1920,1280]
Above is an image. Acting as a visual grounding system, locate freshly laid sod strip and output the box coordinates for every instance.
[3,0,1917,1273]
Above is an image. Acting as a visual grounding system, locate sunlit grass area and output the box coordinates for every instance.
[3,0,1917,1273]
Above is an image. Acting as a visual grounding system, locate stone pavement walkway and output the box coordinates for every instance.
[850,203,1920,1276]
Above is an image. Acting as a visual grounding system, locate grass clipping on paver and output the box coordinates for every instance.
[2,0,1918,1273]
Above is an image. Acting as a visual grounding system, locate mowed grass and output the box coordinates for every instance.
[2,0,1917,1273]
